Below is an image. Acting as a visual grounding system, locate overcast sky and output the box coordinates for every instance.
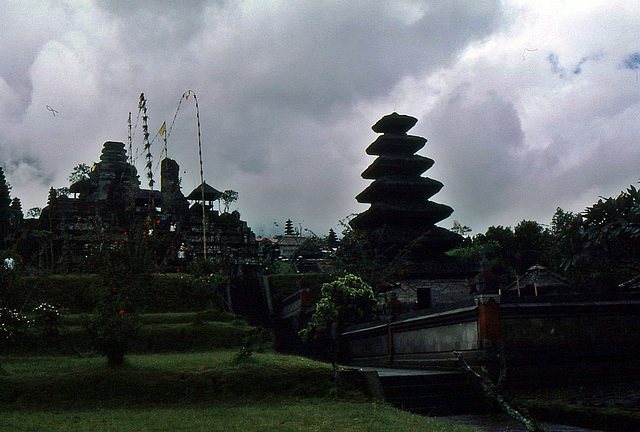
[1,1,640,237]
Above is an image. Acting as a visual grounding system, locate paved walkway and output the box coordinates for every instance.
[348,365,457,377]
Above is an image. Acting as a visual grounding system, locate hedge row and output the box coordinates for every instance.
[3,274,225,313]
[2,320,256,355]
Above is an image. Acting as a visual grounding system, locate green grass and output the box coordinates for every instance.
[0,401,480,432]
[0,352,334,408]
[0,351,482,432]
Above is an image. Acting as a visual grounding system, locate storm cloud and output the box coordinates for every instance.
[1,1,640,237]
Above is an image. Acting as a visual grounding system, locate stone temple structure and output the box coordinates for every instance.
[350,113,464,289]
[38,140,257,271]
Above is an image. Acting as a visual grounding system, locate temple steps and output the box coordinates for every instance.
[350,368,486,416]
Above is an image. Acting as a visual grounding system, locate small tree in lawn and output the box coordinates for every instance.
[84,228,150,367]
[299,274,376,384]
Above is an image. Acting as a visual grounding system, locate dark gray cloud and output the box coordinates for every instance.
[2,1,640,239]
[422,86,525,231]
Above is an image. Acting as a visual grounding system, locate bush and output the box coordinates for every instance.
[0,307,31,348]
[14,274,225,313]
[83,306,141,367]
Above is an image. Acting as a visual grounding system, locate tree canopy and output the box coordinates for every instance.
[553,185,640,286]
[448,220,554,278]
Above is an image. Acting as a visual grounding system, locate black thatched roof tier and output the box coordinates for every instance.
[371,112,418,134]
[349,201,454,229]
[187,182,222,201]
[361,155,434,179]
[364,225,462,256]
[366,134,426,156]
[355,176,444,203]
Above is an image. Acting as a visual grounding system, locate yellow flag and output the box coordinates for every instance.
[158,122,166,136]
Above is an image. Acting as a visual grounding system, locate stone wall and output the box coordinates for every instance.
[341,300,482,368]
[499,297,640,385]
[341,294,640,385]
[388,278,470,309]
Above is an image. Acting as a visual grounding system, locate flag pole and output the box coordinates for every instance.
[185,90,207,260]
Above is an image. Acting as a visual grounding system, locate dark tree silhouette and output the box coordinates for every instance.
[220,190,238,213]
[68,163,91,184]
[0,168,12,244]
[553,185,640,286]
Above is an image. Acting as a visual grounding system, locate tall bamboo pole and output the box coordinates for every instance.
[184,90,207,260]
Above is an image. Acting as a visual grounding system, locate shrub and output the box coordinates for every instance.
[0,307,31,347]
[83,305,141,367]
[33,302,62,338]
[15,274,224,313]
[299,274,376,383]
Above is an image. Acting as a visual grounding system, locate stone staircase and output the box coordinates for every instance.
[350,368,486,416]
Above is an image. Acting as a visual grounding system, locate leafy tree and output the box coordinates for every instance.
[220,190,238,213]
[26,208,42,219]
[299,274,376,383]
[54,187,70,198]
[513,220,554,274]
[68,163,91,184]
[84,228,154,366]
[448,221,553,278]
[333,217,413,292]
[459,225,516,276]
[553,186,640,286]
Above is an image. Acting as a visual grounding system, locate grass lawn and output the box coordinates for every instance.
[0,401,481,432]
[0,351,483,432]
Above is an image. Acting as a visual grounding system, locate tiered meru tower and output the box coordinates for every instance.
[350,113,462,275]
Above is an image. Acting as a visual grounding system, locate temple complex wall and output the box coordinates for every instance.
[341,294,640,385]
[498,297,640,386]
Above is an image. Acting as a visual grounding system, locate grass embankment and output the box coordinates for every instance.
[0,351,482,432]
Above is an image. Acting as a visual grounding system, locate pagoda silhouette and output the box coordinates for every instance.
[350,112,462,276]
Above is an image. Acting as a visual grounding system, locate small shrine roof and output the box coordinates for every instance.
[187,182,222,201]
[506,265,568,294]
[278,235,308,247]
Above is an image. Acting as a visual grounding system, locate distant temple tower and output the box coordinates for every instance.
[70,141,140,207]
[350,113,462,276]
[161,158,188,214]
